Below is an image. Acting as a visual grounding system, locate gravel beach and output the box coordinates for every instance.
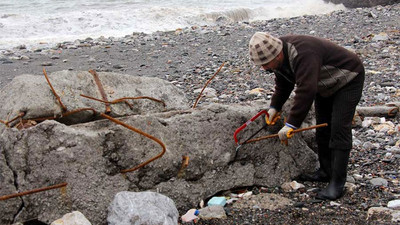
[1,3,400,225]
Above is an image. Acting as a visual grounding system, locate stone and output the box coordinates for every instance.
[198,205,227,220]
[0,148,22,225]
[107,191,178,225]
[0,92,317,224]
[51,211,92,225]
[388,200,400,209]
[0,71,189,126]
[367,207,393,220]
[193,87,217,98]
[370,177,388,187]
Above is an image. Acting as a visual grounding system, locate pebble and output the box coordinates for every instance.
[388,200,400,209]
[370,177,389,187]
[41,62,53,66]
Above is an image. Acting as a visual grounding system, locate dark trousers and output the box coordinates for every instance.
[315,71,365,150]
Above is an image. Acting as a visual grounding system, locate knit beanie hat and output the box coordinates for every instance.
[249,32,283,66]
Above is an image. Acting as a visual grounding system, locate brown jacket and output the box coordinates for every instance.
[270,35,364,128]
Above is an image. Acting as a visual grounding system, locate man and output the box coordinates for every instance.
[249,32,364,200]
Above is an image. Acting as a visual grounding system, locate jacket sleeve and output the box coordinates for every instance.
[286,51,322,128]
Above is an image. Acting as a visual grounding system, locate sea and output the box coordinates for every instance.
[0,0,345,50]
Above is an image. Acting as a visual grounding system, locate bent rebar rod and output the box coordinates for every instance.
[0,182,67,201]
[89,69,112,114]
[80,94,166,109]
[43,67,68,112]
[100,113,166,173]
[192,62,225,109]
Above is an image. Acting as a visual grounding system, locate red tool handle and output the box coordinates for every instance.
[233,110,268,144]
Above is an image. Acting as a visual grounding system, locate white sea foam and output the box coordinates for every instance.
[0,0,345,50]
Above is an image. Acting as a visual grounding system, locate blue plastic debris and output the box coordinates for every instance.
[207,196,226,207]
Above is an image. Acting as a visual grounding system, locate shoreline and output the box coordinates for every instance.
[0,3,399,106]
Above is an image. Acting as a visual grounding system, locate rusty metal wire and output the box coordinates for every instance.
[177,155,189,178]
[1,112,25,127]
[89,69,112,114]
[388,106,399,117]
[80,94,166,109]
[100,113,166,173]
[0,182,67,201]
[242,123,328,145]
[43,68,68,112]
[192,62,225,109]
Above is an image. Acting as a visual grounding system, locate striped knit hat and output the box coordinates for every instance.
[249,32,283,66]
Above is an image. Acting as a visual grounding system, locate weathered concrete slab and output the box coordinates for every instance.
[0,148,22,224]
[0,70,189,126]
[0,101,317,224]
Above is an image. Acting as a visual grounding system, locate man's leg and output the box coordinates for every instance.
[299,94,333,182]
[317,73,364,200]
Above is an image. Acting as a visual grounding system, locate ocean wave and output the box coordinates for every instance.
[0,0,345,50]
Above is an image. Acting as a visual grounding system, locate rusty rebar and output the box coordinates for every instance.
[89,69,112,114]
[242,123,328,145]
[18,108,97,123]
[43,67,68,112]
[99,113,166,173]
[0,182,67,201]
[80,94,134,109]
[80,94,165,109]
[2,112,25,127]
[192,62,225,109]
[177,155,189,178]
[388,106,399,117]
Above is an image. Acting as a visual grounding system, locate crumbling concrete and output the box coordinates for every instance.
[0,102,317,224]
[0,72,318,224]
[0,70,189,126]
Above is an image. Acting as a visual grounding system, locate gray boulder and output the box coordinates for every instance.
[107,191,179,225]
[0,70,189,126]
[0,101,318,224]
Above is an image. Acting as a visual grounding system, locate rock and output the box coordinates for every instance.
[0,148,22,225]
[51,211,92,225]
[372,32,389,41]
[281,181,306,192]
[344,182,357,193]
[0,120,130,224]
[41,62,53,66]
[193,87,217,98]
[388,200,400,209]
[0,101,318,224]
[198,205,227,220]
[107,191,178,225]
[0,71,189,126]
[370,177,388,187]
[367,207,393,220]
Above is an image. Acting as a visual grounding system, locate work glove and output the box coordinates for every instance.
[278,124,295,145]
[265,108,280,125]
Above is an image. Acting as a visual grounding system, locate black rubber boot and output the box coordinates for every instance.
[316,148,350,200]
[298,146,331,182]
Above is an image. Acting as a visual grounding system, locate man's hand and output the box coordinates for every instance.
[278,124,295,145]
[265,108,280,125]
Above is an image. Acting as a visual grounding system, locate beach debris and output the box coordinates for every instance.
[207,196,227,207]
